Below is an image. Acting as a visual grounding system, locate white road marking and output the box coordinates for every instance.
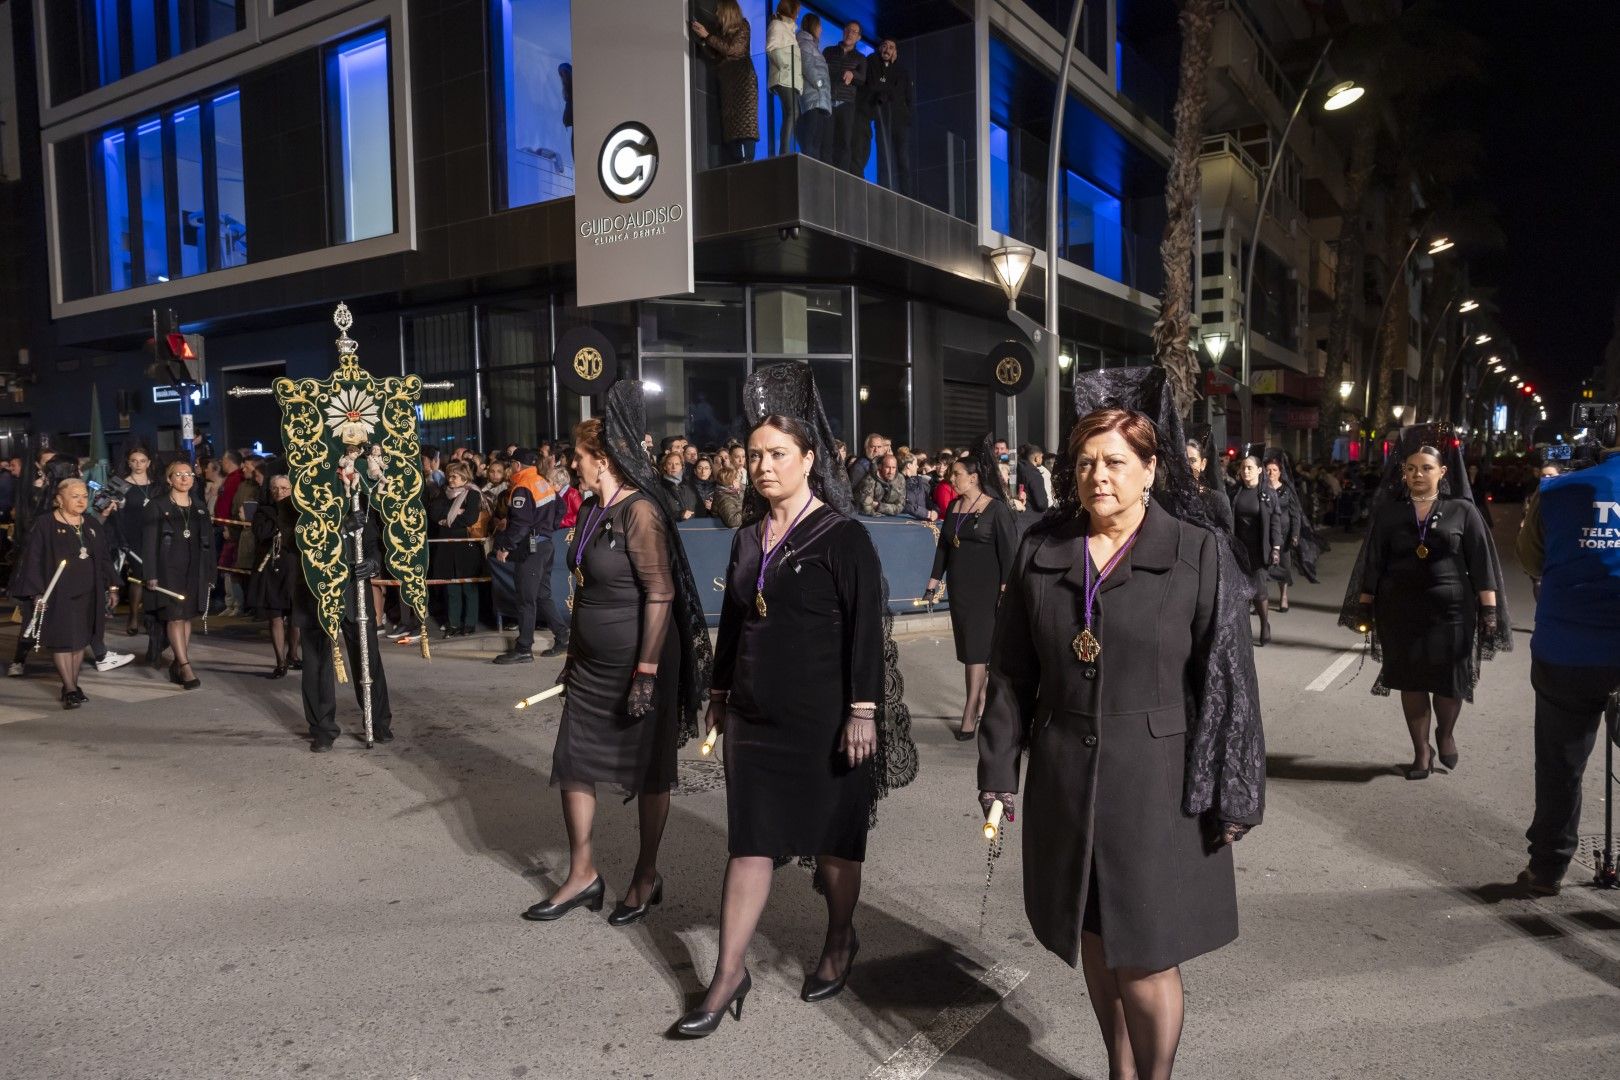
[1306,647,1364,692]
[866,961,1029,1080]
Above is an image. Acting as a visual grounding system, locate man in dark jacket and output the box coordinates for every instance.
[824,22,867,174]
[856,454,907,517]
[859,38,914,195]
[491,449,568,663]
[1017,445,1050,513]
[293,498,392,752]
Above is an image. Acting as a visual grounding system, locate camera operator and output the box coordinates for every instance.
[1515,407,1620,896]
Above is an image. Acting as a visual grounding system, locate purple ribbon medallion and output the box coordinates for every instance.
[756,493,816,617]
[1072,526,1142,663]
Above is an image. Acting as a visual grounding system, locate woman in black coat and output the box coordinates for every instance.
[1184,438,1232,533]
[428,462,486,636]
[1264,459,1301,610]
[11,478,117,708]
[247,474,300,677]
[926,448,1016,741]
[1228,454,1284,645]
[142,459,214,689]
[979,391,1263,1080]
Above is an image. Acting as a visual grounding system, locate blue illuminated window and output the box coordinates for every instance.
[328,30,395,243]
[990,123,1010,235]
[174,104,206,277]
[213,90,247,268]
[100,131,131,292]
[136,118,169,284]
[82,1,245,91]
[1063,170,1122,282]
[492,0,575,208]
[94,85,247,293]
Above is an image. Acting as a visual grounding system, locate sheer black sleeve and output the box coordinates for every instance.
[1361,508,1387,597]
[830,520,884,704]
[712,529,747,692]
[622,496,676,671]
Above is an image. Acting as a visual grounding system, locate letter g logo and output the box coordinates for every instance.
[599,123,658,203]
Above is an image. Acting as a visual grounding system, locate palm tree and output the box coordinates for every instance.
[1152,0,1219,419]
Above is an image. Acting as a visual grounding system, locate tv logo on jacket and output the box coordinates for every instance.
[1584,499,1620,549]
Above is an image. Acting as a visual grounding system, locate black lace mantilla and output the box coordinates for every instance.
[602,380,714,743]
[1032,365,1265,826]
[1335,422,1513,700]
[741,362,919,828]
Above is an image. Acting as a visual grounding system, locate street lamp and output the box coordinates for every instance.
[1237,39,1367,448]
[987,244,1035,303]
[1058,352,1074,371]
[985,243,1041,452]
[1202,330,1230,366]
[1475,334,1492,345]
[1425,236,1454,255]
[1338,380,1354,401]
[1323,80,1366,111]
[1458,299,1480,314]
[1363,231,1455,429]
[1393,404,1406,422]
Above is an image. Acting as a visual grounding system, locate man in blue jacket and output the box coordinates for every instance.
[1516,417,1620,895]
[491,448,568,663]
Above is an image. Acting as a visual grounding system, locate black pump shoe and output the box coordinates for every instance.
[674,970,751,1038]
[802,933,859,1003]
[954,726,978,742]
[608,876,663,927]
[1438,744,1459,770]
[1405,744,1437,781]
[61,688,82,710]
[521,877,605,921]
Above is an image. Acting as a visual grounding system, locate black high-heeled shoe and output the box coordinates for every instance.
[61,688,82,710]
[178,663,201,690]
[1405,744,1437,781]
[607,876,663,927]
[802,931,859,1003]
[520,876,604,921]
[674,969,751,1038]
[954,725,978,742]
[270,664,287,680]
[1437,741,1459,770]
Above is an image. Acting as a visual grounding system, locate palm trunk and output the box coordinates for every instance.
[1317,115,1378,457]
[1152,0,1218,419]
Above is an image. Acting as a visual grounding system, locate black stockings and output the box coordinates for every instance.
[52,651,84,693]
[166,619,193,676]
[700,853,862,1012]
[1400,691,1462,770]
[269,616,300,668]
[961,662,988,735]
[1080,932,1184,1080]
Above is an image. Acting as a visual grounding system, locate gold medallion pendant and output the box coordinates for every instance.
[1415,543,1429,559]
[952,536,961,548]
[565,528,575,544]
[573,566,585,586]
[755,592,768,618]
[1072,628,1101,663]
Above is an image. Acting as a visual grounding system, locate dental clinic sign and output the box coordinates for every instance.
[572,4,693,307]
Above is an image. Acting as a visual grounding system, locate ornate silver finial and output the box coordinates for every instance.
[334,302,359,358]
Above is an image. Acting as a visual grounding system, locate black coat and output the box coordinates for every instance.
[1016,460,1050,512]
[979,503,1261,970]
[428,488,488,580]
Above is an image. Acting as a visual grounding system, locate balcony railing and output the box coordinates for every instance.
[1212,0,1297,123]
[1198,132,1303,233]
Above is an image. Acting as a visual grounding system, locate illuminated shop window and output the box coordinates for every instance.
[328,29,395,243]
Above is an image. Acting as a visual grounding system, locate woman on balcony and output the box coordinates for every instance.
[692,0,759,164]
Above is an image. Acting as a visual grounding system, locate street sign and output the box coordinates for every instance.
[153,383,210,405]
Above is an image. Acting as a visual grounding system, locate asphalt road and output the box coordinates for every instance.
[3,503,1617,1079]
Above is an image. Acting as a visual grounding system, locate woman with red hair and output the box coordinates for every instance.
[978,367,1264,1080]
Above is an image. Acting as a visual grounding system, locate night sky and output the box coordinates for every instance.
[1442,0,1620,409]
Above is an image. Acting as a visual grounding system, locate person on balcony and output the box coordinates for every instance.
[824,21,867,173]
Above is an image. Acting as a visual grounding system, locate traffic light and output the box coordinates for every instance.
[144,309,205,387]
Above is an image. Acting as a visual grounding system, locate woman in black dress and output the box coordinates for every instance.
[1349,443,1503,779]
[428,462,486,637]
[521,382,712,927]
[926,440,1016,741]
[980,366,1263,1080]
[679,362,917,1037]
[1228,455,1283,645]
[143,459,214,689]
[11,479,118,708]
[116,448,155,635]
[248,474,300,677]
